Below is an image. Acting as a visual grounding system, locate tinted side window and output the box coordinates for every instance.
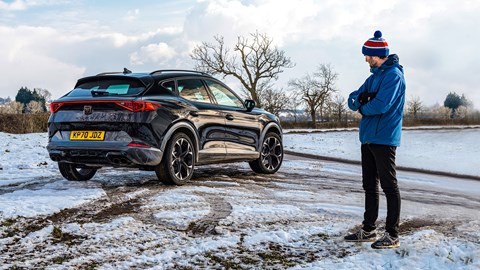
[177,79,211,103]
[161,80,175,92]
[144,80,175,96]
[205,80,243,108]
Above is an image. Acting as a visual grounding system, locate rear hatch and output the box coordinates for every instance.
[48,76,160,147]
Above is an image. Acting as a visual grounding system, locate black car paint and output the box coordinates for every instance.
[47,71,281,170]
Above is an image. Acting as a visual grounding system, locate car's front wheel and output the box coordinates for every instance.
[155,132,195,185]
[249,132,283,174]
[58,163,97,181]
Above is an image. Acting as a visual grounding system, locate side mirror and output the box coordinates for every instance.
[244,99,256,112]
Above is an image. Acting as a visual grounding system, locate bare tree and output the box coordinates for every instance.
[288,74,321,128]
[434,106,452,119]
[313,64,338,120]
[288,64,338,128]
[36,88,52,103]
[258,81,289,116]
[287,90,304,123]
[329,95,347,123]
[26,101,43,113]
[406,95,423,119]
[191,31,294,107]
[0,101,24,114]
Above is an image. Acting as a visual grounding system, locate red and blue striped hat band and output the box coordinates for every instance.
[362,30,389,57]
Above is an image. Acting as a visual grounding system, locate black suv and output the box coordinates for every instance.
[47,69,283,185]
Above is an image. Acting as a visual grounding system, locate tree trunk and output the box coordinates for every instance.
[310,111,316,128]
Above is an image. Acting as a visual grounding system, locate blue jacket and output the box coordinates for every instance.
[348,54,406,146]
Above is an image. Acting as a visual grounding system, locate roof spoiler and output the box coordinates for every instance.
[150,69,210,76]
[96,68,132,76]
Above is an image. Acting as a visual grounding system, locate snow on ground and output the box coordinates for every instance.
[284,127,480,177]
[1,130,480,269]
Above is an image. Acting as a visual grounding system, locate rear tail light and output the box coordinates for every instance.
[127,142,151,148]
[48,100,160,113]
[115,101,160,112]
[50,102,64,113]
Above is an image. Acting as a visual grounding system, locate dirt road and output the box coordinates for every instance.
[1,153,479,269]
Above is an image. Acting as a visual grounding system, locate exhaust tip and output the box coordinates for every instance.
[106,153,131,165]
[50,154,61,162]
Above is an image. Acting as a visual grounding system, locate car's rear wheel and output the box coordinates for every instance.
[58,162,97,181]
[249,132,283,174]
[155,132,195,185]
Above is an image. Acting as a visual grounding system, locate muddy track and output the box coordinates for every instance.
[0,177,62,195]
[186,196,233,235]
[193,162,480,213]
[1,155,479,268]
[3,159,477,241]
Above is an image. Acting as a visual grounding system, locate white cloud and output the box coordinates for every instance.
[180,0,480,109]
[130,42,177,65]
[0,0,67,11]
[0,25,84,99]
[1,0,480,109]
[125,9,140,22]
[0,0,28,11]
[0,23,187,99]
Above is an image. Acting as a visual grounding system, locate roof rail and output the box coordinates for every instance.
[150,69,211,76]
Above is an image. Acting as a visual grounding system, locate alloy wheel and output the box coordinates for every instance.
[170,138,194,181]
[261,136,283,170]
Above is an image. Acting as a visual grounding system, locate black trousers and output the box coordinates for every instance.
[361,144,401,238]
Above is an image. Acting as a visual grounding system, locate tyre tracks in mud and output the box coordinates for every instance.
[2,154,478,238]
[2,158,479,268]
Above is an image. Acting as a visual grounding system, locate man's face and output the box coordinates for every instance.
[365,55,381,68]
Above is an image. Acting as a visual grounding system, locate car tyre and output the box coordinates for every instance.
[249,132,283,174]
[58,162,97,181]
[155,132,195,185]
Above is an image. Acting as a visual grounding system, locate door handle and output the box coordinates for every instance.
[189,111,199,117]
[225,114,234,121]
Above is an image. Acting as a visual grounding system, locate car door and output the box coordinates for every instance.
[176,78,227,164]
[204,79,261,160]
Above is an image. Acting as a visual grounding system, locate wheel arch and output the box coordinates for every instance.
[160,120,200,162]
[259,122,283,150]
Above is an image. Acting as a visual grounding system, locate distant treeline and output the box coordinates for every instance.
[281,117,480,129]
[0,112,479,134]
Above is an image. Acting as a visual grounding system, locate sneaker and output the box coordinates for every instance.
[344,229,377,242]
[371,232,400,249]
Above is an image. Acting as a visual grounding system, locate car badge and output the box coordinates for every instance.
[84,105,93,115]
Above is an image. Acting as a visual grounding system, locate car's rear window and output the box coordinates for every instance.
[66,79,146,97]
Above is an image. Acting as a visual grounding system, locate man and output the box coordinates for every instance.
[345,30,406,249]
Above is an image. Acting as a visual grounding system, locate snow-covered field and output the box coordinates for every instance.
[1,129,479,269]
[284,127,480,177]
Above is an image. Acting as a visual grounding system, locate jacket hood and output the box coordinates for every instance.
[384,54,399,66]
[370,54,402,74]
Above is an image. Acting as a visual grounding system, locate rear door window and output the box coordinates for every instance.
[177,79,212,103]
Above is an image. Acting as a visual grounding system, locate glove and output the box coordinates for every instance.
[358,92,377,105]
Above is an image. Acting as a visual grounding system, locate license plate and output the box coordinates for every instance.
[70,131,105,141]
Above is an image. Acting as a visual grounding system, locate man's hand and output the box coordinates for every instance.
[358,92,377,105]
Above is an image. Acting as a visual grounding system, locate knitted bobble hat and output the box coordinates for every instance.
[362,30,389,56]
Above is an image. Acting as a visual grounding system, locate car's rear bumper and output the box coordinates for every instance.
[47,141,163,167]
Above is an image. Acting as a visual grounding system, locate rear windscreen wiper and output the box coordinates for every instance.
[91,90,118,96]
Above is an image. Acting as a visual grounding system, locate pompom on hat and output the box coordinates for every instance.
[362,30,389,57]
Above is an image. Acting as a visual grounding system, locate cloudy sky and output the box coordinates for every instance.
[1,0,479,109]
